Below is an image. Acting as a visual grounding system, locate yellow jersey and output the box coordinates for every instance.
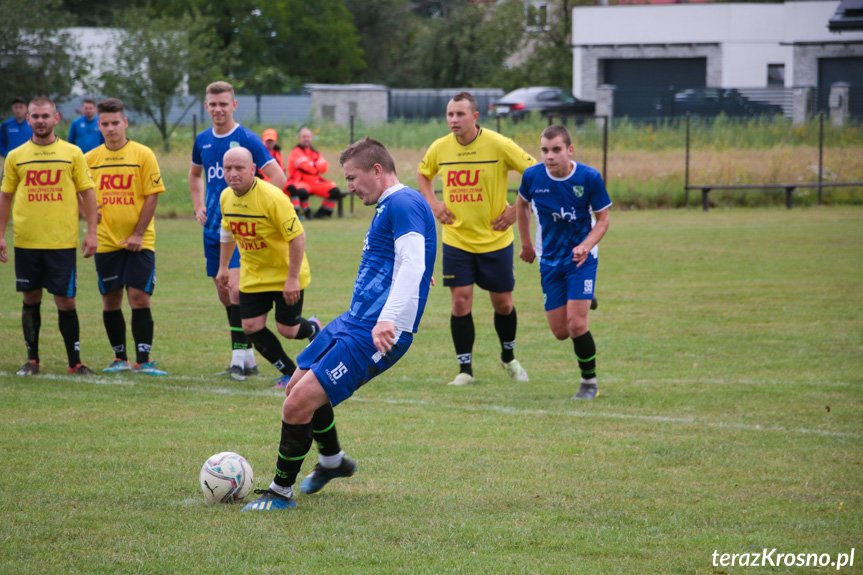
[418,127,535,253]
[220,177,311,293]
[86,140,165,253]
[1,138,94,249]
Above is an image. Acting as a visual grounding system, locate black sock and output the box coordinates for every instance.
[57,309,81,367]
[227,305,250,351]
[293,318,315,340]
[274,421,313,489]
[22,302,42,363]
[311,403,341,456]
[451,313,474,375]
[131,308,154,364]
[248,327,296,375]
[103,309,127,361]
[494,308,517,364]
[572,331,597,381]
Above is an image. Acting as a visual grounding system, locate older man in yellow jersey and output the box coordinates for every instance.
[417,91,535,387]
[86,97,168,376]
[0,97,99,376]
[216,147,320,387]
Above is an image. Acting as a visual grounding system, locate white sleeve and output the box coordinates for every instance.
[220,226,233,243]
[377,232,426,329]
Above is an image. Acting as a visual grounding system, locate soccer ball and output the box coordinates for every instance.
[199,452,254,503]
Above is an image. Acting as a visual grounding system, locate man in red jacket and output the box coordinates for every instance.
[286,127,342,218]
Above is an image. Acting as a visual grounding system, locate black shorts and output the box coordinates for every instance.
[442,243,515,293]
[239,289,305,325]
[95,249,156,295]
[14,247,77,297]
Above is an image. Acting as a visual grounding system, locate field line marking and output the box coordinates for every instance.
[1,373,858,439]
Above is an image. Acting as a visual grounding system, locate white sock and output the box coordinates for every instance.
[319,450,345,469]
[244,348,257,368]
[268,482,293,498]
[581,377,597,386]
[231,349,245,367]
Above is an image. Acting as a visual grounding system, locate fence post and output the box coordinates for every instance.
[786,187,794,209]
[496,114,501,134]
[348,115,355,215]
[192,114,197,139]
[602,115,608,185]
[818,111,824,206]
[685,113,691,207]
[702,188,710,212]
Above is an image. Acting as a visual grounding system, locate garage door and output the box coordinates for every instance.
[818,57,863,119]
[604,58,707,119]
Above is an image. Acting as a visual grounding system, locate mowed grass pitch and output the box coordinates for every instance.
[0,206,861,574]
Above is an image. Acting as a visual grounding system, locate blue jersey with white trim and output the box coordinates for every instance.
[192,124,275,236]
[518,161,612,267]
[349,186,437,333]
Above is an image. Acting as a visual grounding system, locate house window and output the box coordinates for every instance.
[525,2,549,32]
[767,64,785,87]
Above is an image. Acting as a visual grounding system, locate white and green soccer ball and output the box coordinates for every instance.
[199,452,254,503]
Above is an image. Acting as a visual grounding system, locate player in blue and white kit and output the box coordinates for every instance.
[516,125,611,400]
[189,81,288,381]
[243,137,437,512]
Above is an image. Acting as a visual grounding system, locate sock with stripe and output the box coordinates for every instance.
[494,308,517,364]
[311,403,341,460]
[103,309,127,361]
[572,331,597,382]
[247,327,296,375]
[274,420,313,489]
[451,312,474,376]
[227,305,248,366]
[57,308,81,368]
[131,308,153,364]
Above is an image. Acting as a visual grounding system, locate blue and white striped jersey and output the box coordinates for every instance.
[518,161,612,267]
[192,124,275,236]
[349,185,437,333]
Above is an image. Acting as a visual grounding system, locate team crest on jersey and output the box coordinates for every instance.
[229,141,240,148]
[375,204,386,217]
[572,186,585,198]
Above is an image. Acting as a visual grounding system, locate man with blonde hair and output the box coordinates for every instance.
[189,81,288,381]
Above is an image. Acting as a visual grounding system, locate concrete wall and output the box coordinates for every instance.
[306,84,389,126]
[571,1,863,99]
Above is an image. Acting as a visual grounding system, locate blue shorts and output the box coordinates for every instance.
[14,247,77,297]
[442,243,515,292]
[297,312,414,407]
[95,249,156,295]
[539,254,598,311]
[203,232,240,277]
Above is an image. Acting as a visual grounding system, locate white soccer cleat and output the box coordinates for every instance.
[447,373,474,386]
[501,359,529,381]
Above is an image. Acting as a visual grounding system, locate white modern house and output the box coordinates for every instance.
[570,1,863,119]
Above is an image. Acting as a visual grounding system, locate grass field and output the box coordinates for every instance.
[1,207,862,574]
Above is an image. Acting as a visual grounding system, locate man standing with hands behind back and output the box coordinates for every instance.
[417,91,535,387]
[0,97,99,376]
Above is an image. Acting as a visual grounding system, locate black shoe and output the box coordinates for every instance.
[590,298,598,310]
[314,208,333,219]
[244,365,259,377]
[304,208,314,220]
[228,365,246,382]
[298,456,357,494]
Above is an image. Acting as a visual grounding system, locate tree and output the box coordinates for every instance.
[0,0,83,107]
[91,9,225,151]
[144,0,365,88]
[405,0,525,88]
[504,0,580,90]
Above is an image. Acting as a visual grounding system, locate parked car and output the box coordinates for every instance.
[672,88,784,117]
[490,87,596,120]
